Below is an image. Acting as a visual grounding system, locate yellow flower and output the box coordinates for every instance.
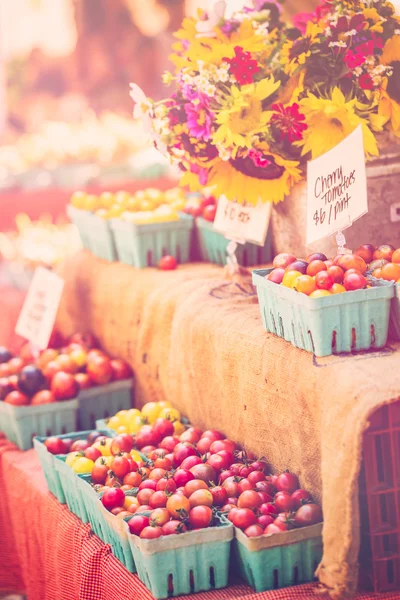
[299,88,379,159]
[363,8,385,33]
[281,23,322,76]
[213,77,280,149]
[184,20,265,67]
[208,152,302,205]
[277,71,305,105]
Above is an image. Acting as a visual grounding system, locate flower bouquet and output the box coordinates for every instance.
[130,0,400,208]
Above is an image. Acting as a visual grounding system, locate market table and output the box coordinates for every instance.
[1,437,399,600]
[52,251,400,599]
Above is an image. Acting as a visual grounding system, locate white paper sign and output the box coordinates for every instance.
[15,267,64,349]
[213,196,271,246]
[306,125,368,245]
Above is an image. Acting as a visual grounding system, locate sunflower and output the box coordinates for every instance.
[299,88,379,159]
[213,77,280,149]
[281,23,322,76]
[381,36,400,103]
[183,20,266,66]
[207,151,302,205]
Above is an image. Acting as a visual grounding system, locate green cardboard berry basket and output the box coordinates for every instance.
[233,523,323,592]
[252,269,395,357]
[123,513,233,599]
[77,474,135,572]
[55,454,90,522]
[33,429,110,504]
[196,217,273,266]
[0,398,78,450]
[66,205,92,250]
[78,379,133,430]
[110,214,193,268]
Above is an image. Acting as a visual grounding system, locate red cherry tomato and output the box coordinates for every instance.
[159,256,177,270]
[276,473,299,494]
[102,488,125,511]
[231,508,257,530]
[291,489,312,509]
[237,490,262,510]
[274,491,295,512]
[128,515,150,536]
[188,505,213,529]
[294,503,323,527]
[244,524,264,537]
[315,271,334,290]
[162,520,187,535]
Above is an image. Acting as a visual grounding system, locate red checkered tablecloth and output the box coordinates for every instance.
[0,439,398,600]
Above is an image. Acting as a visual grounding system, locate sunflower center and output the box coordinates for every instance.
[228,98,262,135]
[290,38,310,60]
[230,154,285,180]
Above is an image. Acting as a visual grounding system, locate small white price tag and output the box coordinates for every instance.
[15,267,64,350]
[213,196,271,246]
[306,125,368,246]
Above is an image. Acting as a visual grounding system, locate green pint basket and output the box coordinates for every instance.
[78,379,133,430]
[0,398,78,450]
[252,269,394,357]
[110,214,193,268]
[55,455,89,522]
[66,205,92,250]
[124,513,233,599]
[389,283,400,340]
[233,523,323,592]
[77,475,135,572]
[196,217,272,266]
[86,213,117,262]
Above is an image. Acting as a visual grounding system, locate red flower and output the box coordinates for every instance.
[344,50,366,70]
[359,73,374,90]
[271,103,307,143]
[223,46,260,85]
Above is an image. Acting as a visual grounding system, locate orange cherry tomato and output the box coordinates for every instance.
[338,254,367,274]
[372,268,382,279]
[330,283,346,294]
[293,275,316,296]
[373,245,394,262]
[327,266,344,283]
[306,260,327,277]
[166,494,190,519]
[392,249,400,264]
[381,263,400,282]
[315,271,334,290]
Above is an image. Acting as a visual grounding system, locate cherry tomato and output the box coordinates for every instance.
[327,266,344,284]
[149,468,167,482]
[392,249,400,264]
[150,508,170,526]
[258,514,274,528]
[166,493,190,519]
[309,290,332,298]
[355,245,374,263]
[210,486,228,507]
[159,256,177,270]
[139,479,157,491]
[247,471,266,486]
[255,481,277,496]
[273,253,297,269]
[149,491,168,508]
[110,456,132,479]
[282,270,303,289]
[189,489,213,508]
[140,526,162,539]
[237,479,255,494]
[343,272,366,291]
[188,506,213,529]
[137,489,155,505]
[102,488,125,511]
[123,471,142,487]
[184,479,208,497]
[190,464,217,484]
[306,260,327,277]
[276,473,299,494]
[267,268,285,284]
[330,283,346,294]
[294,503,323,527]
[128,515,150,536]
[162,520,187,535]
[92,464,109,484]
[156,478,177,494]
[265,522,287,534]
[275,491,295,512]
[259,502,278,516]
[381,263,400,282]
[231,508,257,530]
[244,524,264,537]
[315,271,334,290]
[293,275,316,296]
[237,490,262,510]
[373,245,394,262]
[291,489,312,509]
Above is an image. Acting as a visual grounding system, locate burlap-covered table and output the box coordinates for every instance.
[56,251,400,599]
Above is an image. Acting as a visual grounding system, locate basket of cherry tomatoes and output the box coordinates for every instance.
[184,193,272,267]
[253,248,395,357]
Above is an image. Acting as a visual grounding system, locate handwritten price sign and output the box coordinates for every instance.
[306,125,368,245]
[15,267,64,349]
[213,196,271,246]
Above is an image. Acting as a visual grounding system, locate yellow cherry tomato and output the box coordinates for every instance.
[106,205,124,219]
[330,283,346,294]
[93,438,113,456]
[141,402,162,424]
[127,408,142,418]
[130,450,143,463]
[173,421,185,436]
[128,415,147,434]
[159,407,181,423]
[309,289,332,298]
[100,192,115,209]
[115,410,130,426]
[116,426,128,434]
[66,451,81,467]
[70,191,87,209]
[292,275,316,296]
[107,416,122,431]
[72,457,94,474]
[282,270,303,289]
[84,194,100,212]
[123,496,140,511]
[114,191,131,206]
[94,456,113,467]
[157,401,172,410]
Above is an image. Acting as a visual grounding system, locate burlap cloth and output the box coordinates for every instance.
[56,251,400,599]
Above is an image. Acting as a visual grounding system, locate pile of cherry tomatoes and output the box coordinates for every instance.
[44,402,322,540]
[267,243,400,298]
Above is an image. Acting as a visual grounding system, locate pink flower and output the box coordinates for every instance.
[185,101,214,140]
[293,12,315,35]
[270,103,307,143]
[344,50,366,70]
[190,163,208,185]
[359,73,374,90]
[247,149,272,168]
